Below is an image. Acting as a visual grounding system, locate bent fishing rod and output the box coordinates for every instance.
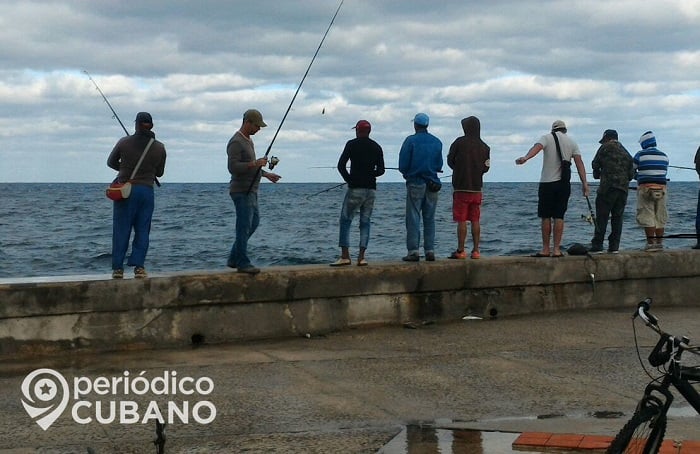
[85,70,160,186]
[247,0,344,193]
[84,70,129,136]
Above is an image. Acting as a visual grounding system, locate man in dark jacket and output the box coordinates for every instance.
[695,145,700,249]
[330,120,385,266]
[447,116,490,259]
[590,129,634,253]
[107,112,167,279]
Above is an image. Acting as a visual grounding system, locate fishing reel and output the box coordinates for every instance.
[268,156,280,170]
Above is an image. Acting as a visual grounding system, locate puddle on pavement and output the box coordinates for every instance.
[377,424,592,454]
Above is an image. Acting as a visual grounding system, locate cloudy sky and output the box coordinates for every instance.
[2,0,700,183]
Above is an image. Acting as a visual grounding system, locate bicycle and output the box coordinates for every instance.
[606,298,700,454]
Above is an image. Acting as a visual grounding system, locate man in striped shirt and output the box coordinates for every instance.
[633,131,669,251]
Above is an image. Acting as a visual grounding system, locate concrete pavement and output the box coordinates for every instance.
[1,305,699,453]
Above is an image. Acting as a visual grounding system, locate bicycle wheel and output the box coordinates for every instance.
[606,404,667,454]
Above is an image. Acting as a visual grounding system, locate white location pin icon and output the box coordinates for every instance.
[21,368,70,430]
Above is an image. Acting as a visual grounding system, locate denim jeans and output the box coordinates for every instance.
[405,182,438,254]
[696,189,700,236]
[228,192,260,269]
[112,184,154,270]
[339,188,376,249]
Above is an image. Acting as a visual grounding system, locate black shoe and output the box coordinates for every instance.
[402,253,419,262]
[693,244,700,250]
[226,261,237,269]
[425,252,435,261]
[589,245,604,254]
[237,266,260,275]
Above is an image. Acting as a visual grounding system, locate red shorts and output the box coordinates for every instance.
[453,192,483,223]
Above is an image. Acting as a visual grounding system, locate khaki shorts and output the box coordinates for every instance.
[636,185,668,228]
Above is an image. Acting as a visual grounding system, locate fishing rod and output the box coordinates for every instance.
[247,0,344,193]
[661,233,697,239]
[312,166,400,170]
[305,182,346,199]
[582,195,598,233]
[307,172,453,199]
[84,70,129,136]
[85,70,161,186]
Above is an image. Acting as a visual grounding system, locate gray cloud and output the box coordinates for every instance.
[1,0,700,183]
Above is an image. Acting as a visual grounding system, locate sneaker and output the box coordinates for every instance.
[608,249,620,254]
[357,259,368,266]
[112,269,124,279]
[693,244,700,250]
[470,250,481,259]
[425,252,435,261]
[449,250,467,259]
[237,266,261,275]
[402,253,420,262]
[589,246,604,254]
[134,267,147,278]
[226,261,237,269]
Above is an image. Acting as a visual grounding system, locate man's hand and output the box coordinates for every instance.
[250,157,268,169]
[265,172,281,183]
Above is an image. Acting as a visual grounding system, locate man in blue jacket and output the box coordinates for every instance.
[398,113,443,261]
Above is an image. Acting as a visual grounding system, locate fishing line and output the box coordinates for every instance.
[84,70,129,136]
[248,0,345,193]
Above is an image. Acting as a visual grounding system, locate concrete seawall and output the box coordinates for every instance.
[1,250,699,356]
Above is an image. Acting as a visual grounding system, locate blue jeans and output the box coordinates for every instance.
[228,192,260,269]
[339,188,376,249]
[696,189,700,236]
[405,182,438,254]
[112,184,154,270]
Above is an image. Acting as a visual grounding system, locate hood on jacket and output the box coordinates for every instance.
[461,116,481,139]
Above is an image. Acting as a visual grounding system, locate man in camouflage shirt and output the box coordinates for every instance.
[590,129,635,253]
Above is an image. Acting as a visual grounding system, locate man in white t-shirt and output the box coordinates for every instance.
[516,120,589,257]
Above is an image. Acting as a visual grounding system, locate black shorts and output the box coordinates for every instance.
[537,180,570,219]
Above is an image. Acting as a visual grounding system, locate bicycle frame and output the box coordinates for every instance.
[637,298,700,412]
[639,363,700,418]
[607,299,700,454]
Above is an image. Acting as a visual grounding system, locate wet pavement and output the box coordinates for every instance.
[1,306,699,453]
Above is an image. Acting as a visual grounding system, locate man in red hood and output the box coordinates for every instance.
[447,116,490,259]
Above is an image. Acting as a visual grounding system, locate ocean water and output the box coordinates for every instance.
[0,182,698,278]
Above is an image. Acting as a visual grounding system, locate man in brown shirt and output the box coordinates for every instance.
[107,112,166,279]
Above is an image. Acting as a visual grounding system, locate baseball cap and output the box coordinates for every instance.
[413,113,429,127]
[243,109,267,127]
[353,120,371,131]
[551,120,566,131]
[135,112,153,124]
[599,129,618,143]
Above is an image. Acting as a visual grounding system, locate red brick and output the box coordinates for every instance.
[512,432,551,447]
[579,435,614,450]
[545,433,585,449]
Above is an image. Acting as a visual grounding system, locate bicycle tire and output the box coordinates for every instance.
[606,404,667,454]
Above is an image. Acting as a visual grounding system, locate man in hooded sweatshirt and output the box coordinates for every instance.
[447,116,490,259]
